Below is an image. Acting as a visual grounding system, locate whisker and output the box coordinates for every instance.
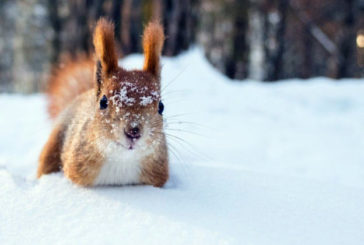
[165,120,206,127]
[165,128,207,138]
[163,112,197,120]
[161,64,190,93]
[164,132,209,161]
[161,89,191,98]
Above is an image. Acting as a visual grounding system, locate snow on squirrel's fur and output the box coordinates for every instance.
[1,48,364,244]
[37,19,168,187]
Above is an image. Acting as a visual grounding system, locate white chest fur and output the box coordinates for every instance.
[93,142,148,186]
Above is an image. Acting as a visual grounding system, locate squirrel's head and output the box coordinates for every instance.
[92,18,165,150]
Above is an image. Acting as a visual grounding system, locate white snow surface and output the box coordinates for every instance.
[1,48,364,244]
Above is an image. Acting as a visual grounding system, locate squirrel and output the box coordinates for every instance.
[37,18,169,187]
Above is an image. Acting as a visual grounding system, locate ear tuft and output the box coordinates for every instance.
[143,21,165,77]
[93,18,118,75]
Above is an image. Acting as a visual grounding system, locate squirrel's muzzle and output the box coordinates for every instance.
[124,125,141,140]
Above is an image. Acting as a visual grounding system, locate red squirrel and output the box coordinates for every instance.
[37,18,169,187]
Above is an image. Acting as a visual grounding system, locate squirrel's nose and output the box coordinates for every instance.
[124,126,141,139]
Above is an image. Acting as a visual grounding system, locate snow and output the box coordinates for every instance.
[111,86,136,107]
[1,48,364,244]
[139,95,153,106]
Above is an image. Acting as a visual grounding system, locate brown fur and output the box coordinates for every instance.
[37,18,168,187]
[61,91,105,186]
[143,21,165,77]
[93,18,118,74]
[47,56,94,119]
[37,123,64,177]
[140,134,169,187]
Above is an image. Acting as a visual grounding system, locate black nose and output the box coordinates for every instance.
[124,127,141,139]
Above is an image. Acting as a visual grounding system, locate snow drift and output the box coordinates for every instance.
[1,48,364,244]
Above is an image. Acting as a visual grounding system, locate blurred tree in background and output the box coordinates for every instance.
[0,0,363,93]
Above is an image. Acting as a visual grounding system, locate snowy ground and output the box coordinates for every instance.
[1,49,364,244]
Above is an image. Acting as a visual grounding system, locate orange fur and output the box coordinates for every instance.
[140,134,169,187]
[93,18,118,75]
[47,56,94,119]
[143,21,165,76]
[38,18,168,187]
[37,122,65,177]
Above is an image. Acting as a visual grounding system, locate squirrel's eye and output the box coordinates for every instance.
[100,95,108,110]
[158,101,164,115]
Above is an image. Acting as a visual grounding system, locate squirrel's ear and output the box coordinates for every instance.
[93,18,118,75]
[142,22,165,77]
